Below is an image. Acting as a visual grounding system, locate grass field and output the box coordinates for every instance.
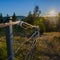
[0,32,60,60]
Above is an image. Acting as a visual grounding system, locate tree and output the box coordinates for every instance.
[0,13,3,23]
[28,11,32,17]
[0,13,3,35]
[12,12,16,21]
[23,6,44,35]
[24,11,34,24]
[33,5,41,17]
[27,11,34,24]
[56,13,60,31]
[24,6,41,25]
[43,17,57,32]
[3,14,10,23]
[34,17,45,35]
[6,14,10,22]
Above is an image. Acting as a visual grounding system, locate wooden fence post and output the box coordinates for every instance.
[5,17,14,60]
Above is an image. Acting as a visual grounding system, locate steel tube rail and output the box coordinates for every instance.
[0,21,20,28]
[0,20,38,29]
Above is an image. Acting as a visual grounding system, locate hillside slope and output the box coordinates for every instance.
[36,32,60,60]
[0,32,60,60]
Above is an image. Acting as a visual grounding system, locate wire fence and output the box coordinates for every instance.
[1,18,60,60]
[0,19,39,60]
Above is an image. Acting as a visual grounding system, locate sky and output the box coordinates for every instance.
[0,0,60,16]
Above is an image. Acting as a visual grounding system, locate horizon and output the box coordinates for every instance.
[0,0,60,16]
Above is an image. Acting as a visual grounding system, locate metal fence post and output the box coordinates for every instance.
[5,17,14,60]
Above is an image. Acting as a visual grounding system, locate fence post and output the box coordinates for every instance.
[5,17,14,60]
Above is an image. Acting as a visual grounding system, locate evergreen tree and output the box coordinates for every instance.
[6,14,10,22]
[0,13,3,23]
[26,11,34,24]
[12,12,16,21]
[3,14,10,23]
[33,5,41,17]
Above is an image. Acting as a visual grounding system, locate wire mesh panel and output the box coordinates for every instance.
[0,20,39,60]
[12,24,39,60]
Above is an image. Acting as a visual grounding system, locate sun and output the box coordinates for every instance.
[47,9,58,17]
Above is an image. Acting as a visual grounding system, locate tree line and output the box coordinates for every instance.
[0,6,60,34]
[0,12,16,23]
[23,6,60,34]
